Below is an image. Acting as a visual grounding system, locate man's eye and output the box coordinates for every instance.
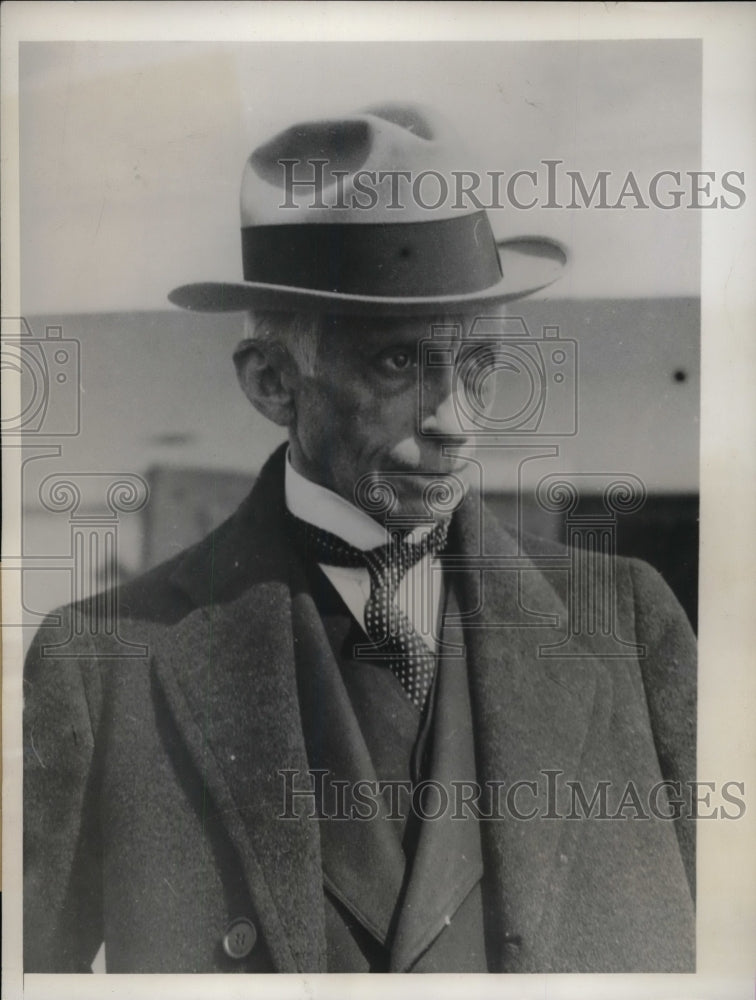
[379,350,415,372]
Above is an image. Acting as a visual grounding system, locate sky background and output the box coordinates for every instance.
[19,39,701,313]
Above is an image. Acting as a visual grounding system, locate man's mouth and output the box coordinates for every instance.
[388,436,471,475]
[389,457,469,478]
[438,452,470,474]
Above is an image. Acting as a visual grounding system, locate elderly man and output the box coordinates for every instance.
[24,104,696,974]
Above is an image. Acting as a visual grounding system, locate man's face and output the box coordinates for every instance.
[286,314,482,522]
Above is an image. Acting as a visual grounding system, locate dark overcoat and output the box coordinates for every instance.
[23,445,696,973]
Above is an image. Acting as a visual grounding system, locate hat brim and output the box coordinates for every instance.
[168,237,567,316]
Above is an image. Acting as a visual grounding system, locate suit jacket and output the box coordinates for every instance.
[23,444,696,973]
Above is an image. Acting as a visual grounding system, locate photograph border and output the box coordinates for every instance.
[3,3,755,998]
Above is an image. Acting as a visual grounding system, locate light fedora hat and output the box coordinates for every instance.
[169,103,567,315]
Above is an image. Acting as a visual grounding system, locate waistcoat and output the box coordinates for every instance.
[294,565,489,972]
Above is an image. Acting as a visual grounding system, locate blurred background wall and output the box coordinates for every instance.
[16,297,699,632]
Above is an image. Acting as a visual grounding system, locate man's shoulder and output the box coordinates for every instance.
[485,506,687,621]
[39,503,250,647]
[111,542,202,620]
[479,504,624,567]
[31,447,290,649]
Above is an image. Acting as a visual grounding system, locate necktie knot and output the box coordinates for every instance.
[289,513,450,586]
[287,510,450,712]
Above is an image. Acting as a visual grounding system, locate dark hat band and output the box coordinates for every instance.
[241,211,502,299]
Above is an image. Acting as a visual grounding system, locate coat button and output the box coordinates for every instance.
[222,917,257,959]
[503,932,522,954]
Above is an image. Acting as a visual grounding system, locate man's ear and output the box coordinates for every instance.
[234,339,297,427]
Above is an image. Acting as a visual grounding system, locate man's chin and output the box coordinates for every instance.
[355,466,468,522]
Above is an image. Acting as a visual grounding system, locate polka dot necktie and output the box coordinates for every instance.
[289,514,451,712]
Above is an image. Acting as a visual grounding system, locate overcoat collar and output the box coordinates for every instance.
[449,499,600,971]
[157,445,603,972]
[155,445,325,972]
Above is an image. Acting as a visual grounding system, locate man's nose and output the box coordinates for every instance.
[420,373,470,441]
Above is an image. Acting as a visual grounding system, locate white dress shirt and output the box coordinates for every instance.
[285,454,444,651]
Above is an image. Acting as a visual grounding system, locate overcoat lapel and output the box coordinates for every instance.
[452,495,602,971]
[290,584,407,946]
[390,587,484,972]
[153,446,327,972]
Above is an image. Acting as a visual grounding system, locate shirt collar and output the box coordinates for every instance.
[285,450,388,551]
[284,449,441,551]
